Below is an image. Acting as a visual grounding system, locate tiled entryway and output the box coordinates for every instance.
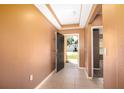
[39,62,103,89]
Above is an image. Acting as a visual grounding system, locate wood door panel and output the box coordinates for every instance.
[57,32,64,72]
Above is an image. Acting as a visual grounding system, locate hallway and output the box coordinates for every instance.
[39,63,103,89]
[0,4,124,89]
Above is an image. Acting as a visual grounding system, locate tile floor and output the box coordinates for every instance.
[39,62,103,89]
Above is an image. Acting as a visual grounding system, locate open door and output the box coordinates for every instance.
[56,32,64,72]
[91,27,103,78]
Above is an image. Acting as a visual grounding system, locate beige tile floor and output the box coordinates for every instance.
[39,62,103,89]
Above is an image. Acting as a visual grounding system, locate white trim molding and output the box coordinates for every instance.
[34,4,61,29]
[34,70,55,89]
[79,67,85,69]
[79,4,93,27]
[59,27,83,31]
[84,68,93,80]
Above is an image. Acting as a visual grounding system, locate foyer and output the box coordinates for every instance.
[39,63,103,89]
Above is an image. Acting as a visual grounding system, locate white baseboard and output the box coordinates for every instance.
[87,76,93,80]
[34,70,55,89]
[84,68,93,80]
[97,78,104,83]
[79,67,85,69]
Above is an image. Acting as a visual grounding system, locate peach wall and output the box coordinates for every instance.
[0,5,56,88]
[84,15,103,77]
[84,24,92,76]
[103,4,124,88]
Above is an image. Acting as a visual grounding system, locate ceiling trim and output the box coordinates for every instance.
[87,4,102,24]
[46,4,62,26]
[79,4,93,27]
[62,24,79,28]
[79,4,82,24]
[34,4,61,29]
[59,27,83,31]
[35,4,94,30]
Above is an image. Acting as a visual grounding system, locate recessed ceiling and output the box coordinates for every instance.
[50,4,81,25]
[79,4,93,27]
[35,4,93,29]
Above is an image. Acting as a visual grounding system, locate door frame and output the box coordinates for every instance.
[55,32,57,72]
[64,33,80,67]
[91,26,103,78]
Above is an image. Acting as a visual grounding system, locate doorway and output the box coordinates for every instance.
[64,34,79,67]
[91,26,103,79]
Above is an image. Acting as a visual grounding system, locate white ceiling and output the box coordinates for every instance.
[79,4,93,27]
[35,4,93,29]
[50,4,81,25]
